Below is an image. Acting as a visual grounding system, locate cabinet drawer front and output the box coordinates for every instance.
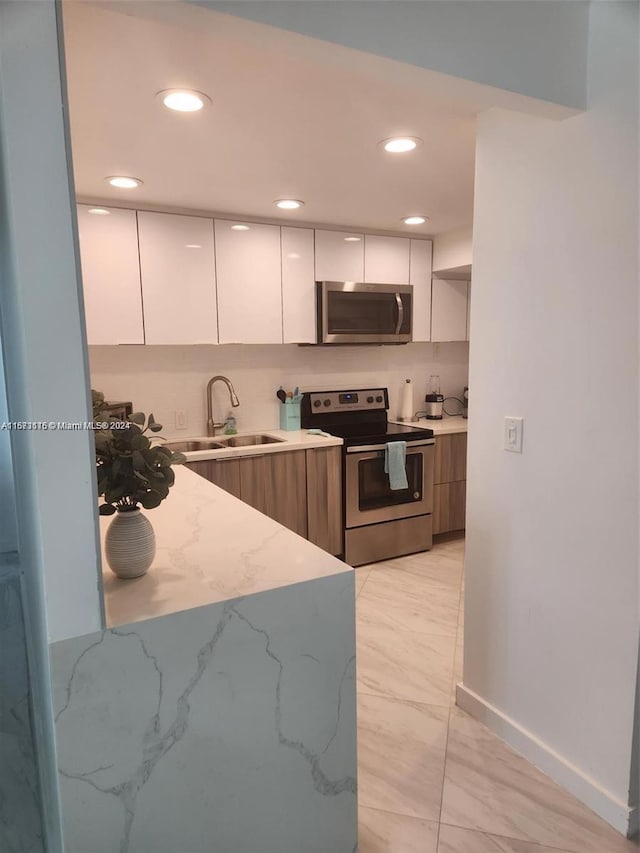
[434,433,468,484]
[433,481,466,534]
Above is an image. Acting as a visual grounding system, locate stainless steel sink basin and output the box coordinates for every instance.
[217,434,285,447]
[163,440,227,452]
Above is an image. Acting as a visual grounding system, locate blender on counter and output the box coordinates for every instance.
[424,375,444,419]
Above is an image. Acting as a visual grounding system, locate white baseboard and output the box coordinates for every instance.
[456,683,637,838]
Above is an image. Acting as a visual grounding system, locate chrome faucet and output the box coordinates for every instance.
[206,375,240,436]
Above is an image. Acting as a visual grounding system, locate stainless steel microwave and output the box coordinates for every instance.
[316,281,413,345]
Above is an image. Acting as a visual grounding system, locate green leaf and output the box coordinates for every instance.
[171,452,187,465]
[99,504,116,516]
[149,422,163,433]
[129,412,145,426]
[140,492,162,510]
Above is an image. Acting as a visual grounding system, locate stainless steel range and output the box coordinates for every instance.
[301,388,435,567]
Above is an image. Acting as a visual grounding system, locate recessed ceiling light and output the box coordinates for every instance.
[88,208,110,215]
[274,199,304,210]
[185,244,202,249]
[403,216,428,225]
[231,224,250,231]
[158,89,211,113]
[105,176,143,189]
[344,236,361,242]
[381,137,422,154]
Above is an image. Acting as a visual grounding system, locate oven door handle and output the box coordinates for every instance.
[346,438,434,454]
[394,292,404,334]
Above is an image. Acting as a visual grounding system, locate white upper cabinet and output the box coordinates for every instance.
[409,240,433,342]
[314,230,364,282]
[137,212,217,345]
[466,279,471,341]
[282,227,316,344]
[76,205,144,345]
[431,278,469,342]
[364,235,410,284]
[214,220,282,344]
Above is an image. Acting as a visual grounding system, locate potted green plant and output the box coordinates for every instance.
[93,401,186,579]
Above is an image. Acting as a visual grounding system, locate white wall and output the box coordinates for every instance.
[464,1,638,834]
[205,0,589,110]
[432,225,473,274]
[0,344,17,554]
[89,342,469,438]
[0,1,103,644]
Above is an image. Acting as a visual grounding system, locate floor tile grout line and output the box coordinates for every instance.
[437,821,578,853]
[356,687,453,710]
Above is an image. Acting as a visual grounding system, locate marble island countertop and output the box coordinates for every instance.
[100,464,351,628]
[163,428,342,461]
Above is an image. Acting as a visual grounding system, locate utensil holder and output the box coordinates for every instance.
[279,402,301,431]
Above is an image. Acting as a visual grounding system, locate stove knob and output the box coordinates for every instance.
[367,396,374,404]
[375,395,383,403]
[323,398,331,407]
[313,400,322,408]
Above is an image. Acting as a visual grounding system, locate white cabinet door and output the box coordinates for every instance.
[364,235,410,284]
[409,239,433,342]
[137,212,217,345]
[282,227,315,344]
[314,229,364,281]
[76,205,144,345]
[431,278,469,342]
[214,220,282,344]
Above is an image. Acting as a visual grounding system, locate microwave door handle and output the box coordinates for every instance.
[394,292,404,334]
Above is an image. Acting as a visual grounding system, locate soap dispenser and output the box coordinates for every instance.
[223,412,238,435]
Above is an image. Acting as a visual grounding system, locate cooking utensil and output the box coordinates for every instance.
[276,388,287,403]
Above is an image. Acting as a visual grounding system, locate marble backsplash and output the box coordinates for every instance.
[50,573,357,853]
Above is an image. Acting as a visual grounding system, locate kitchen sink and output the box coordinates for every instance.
[217,434,285,447]
[163,439,227,452]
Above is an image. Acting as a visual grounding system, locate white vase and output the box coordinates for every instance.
[105,508,156,579]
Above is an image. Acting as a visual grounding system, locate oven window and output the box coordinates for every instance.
[327,290,411,335]
[358,451,422,510]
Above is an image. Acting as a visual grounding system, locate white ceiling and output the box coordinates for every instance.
[63,0,485,236]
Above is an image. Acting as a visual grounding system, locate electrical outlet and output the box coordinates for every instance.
[504,416,523,453]
[175,410,188,431]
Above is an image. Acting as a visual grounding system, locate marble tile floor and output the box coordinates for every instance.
[355,533,638,853]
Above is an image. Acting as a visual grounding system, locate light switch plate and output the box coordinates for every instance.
[504,416,523,453]
[175,410,188,431]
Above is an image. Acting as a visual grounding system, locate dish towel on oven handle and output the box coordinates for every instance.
[384,441,408,490]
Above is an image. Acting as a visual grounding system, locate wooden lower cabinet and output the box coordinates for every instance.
[239,455,266,514]
[186,449,310,541]
[433,481,467,534]
[264,451,308,538]
[305,447,343,556]
[433,433,467,535]
[186,458,241,499]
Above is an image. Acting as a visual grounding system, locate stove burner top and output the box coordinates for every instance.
[301,387,433,446]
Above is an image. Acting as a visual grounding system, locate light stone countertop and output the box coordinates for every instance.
[100,463,350,629]
[164,428,343,462]
[390,415,469,435]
